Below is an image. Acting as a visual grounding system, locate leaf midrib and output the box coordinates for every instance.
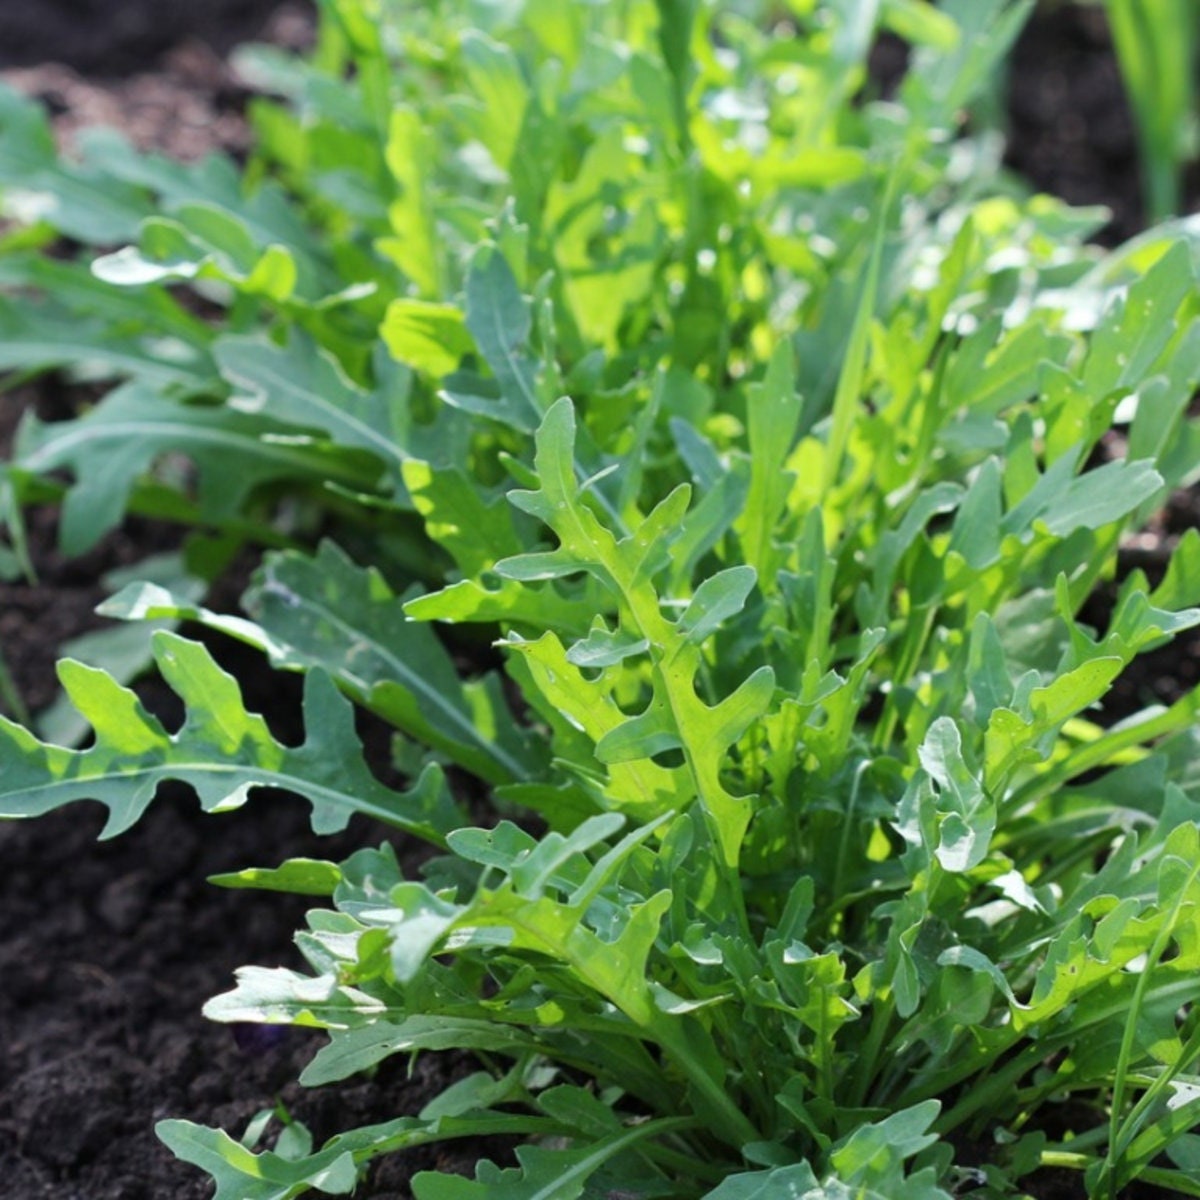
[21,420,364,482]
[223,352,401,465]
[265,580,525,780]
[3,758,432,835]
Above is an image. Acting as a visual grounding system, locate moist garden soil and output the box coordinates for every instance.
[0,4,1198,1198]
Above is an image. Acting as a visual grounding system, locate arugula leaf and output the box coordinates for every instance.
[157,1121,357,1200]
[13,383,378,554]
[0,295,212,389]
[0,632,461,841]
[104,541,536,784]
[500,398,775,868]
[217,334,406,486]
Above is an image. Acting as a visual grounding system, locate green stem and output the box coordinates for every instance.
[931,1043,1045,1132]
[655,0,698,157]
[1041,1127,1110,1156]
[824,172,894,492]
[641,1138,729,1186]
[1101,1005,1200,1196]
[709,1006,777,1133]
[845,993,894,1108]
[829,759,870,932]
[1137,1166,1200,1198]
[1042,1149,1200,1199]
[1097,857,1200,1197]
[873,603,938,750]
[0,645,30,726]
[654,1019,764,1149]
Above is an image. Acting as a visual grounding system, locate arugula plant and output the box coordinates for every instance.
[0,0,1051,731]
[4,0,1200,1197]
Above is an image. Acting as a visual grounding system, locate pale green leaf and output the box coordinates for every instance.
[156,1121,357,1200]
[381,299,474,377]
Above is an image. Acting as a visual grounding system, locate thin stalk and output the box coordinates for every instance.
[932,1043,1047,1132]
[1117,1025,1200,1144]
[653,1019,763,1149]
[707,1008,777,1132]
[361,1113,702,1186]
[1042,1127,1111,1155]
[873,603,938,750]
[0,645,30,726]
[1107,0,1190,220]
[640,1138,729,1186]
[845,993,894,1108]
[829,759,871,934]
[1097,856,1200,1198]
[1026,831,1119,889]
[1102,1016,1200,1193]
[823,170,895,492]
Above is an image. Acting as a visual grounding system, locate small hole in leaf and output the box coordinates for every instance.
[650,747,686,769]
[614,687,652,717]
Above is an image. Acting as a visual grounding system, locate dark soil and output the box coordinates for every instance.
[1008,3,1200,245]
[0,795,490,1200]
[0,396,505,1198]
[0,4,1197,1200]
[0,7,498,1195]
[0,0,314,78]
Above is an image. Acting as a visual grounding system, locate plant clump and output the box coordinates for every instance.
[2,1,1200,1197]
